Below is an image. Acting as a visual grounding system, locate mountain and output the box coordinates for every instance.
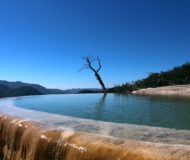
[0,80,102,96]
[0,84,42,98]
[0,80,65,94]
[0,84,10,97]
[5,86,42,97]
[64,88,102,94]
[78,89,102,94]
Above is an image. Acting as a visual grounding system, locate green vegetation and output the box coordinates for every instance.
[111,62,190,93]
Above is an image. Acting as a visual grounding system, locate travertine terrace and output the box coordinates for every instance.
[1,114,190,160]
[132,85,190,96]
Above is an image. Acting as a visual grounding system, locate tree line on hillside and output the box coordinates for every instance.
[110,62,190,93]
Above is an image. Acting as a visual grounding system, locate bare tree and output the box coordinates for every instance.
[80,56,106,93]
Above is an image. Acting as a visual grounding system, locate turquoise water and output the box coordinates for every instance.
[13,93,190,130]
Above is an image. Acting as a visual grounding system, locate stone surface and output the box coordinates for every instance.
[1,114,190,160]
[132,85,190,96]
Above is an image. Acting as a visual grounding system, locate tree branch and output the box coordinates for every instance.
[80,55,106,93]
[84,56,97,73]
[96,56,102,72]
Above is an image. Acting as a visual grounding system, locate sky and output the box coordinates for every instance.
[0,0,190,89]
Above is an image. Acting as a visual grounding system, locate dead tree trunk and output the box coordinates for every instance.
[80,56,106,93]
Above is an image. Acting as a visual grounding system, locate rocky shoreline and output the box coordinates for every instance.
[132,85,190,96]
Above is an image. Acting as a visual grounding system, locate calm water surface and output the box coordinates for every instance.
[13,93,190,130]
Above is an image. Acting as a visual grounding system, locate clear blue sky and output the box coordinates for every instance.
[0,0,190,89]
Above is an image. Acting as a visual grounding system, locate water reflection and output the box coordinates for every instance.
[95,93,107,119]
[7,93,190,130]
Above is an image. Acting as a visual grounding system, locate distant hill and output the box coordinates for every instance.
[0,84,42,98]
[0,84,10,97]
[0,80,102,97]
[78,89,101,94]
[111,62,190,93]
[65,88,102,94]
[0,80,65,94]
[5,86,42,97]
